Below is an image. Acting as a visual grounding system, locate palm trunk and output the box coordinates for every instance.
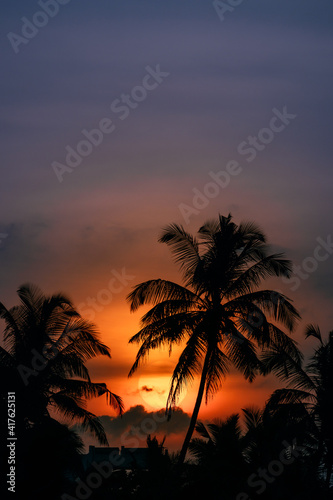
[177,348,211,465]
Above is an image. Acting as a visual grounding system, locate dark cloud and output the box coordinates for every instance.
[73,405,191,450]
[139,385,166,395]
[99,405,190,436]
[141,385,153,392]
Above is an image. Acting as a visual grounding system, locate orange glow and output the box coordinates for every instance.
[79,277,306,453]
[86,299,280,422]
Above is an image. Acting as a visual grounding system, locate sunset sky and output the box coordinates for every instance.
[1,0,333,451]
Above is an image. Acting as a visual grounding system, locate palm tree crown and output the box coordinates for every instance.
[127,214,300,463]
[0,283,123,444]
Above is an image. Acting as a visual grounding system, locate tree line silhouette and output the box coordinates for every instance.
[0,214,332,499]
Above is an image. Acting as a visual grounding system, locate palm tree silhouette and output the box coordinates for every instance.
[263,324,333,488]
[127,214,300,464]
[188,415,248,496]
[242,405,317,495]
[188,407,318,500]
[0,283,123,444]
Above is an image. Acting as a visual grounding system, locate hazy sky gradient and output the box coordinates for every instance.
[1,0,333,448]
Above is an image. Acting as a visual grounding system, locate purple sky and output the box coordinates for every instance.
[1,0,333,443]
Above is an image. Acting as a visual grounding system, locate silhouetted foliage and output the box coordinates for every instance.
[128,214,300,464]
[0,284,123,499]
[263,324,333,491]
[2,231,333,499]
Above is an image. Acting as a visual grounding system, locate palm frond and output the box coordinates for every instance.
[47,378,123,414]
[139,299,200,326]
[305,324,323,343]
[0,302,21,344]
[242,406,262,432]
[195,421,212,440]
[17,283,45,313]
[205,346,230,402]
[225,254,293,298]
[265,388,315,409]
[266,324,302,360]
[159,223,200,284]
[261,343,315,392]
[51,392,109,445]
[166,331,206,411]
[237,220,266,243]
[128,312,203,376]
[227,290,300,333]
[222,323,260,382]
[127,279,200,312]
[46,348,91,381]
[0,345,15,367]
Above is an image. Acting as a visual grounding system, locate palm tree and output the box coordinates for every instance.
[127,214,300,464]
[188,407,318,500]
[263,324,333,488]
[188,415,248,497]
[0,283,123,445]
[242,405,318,496]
